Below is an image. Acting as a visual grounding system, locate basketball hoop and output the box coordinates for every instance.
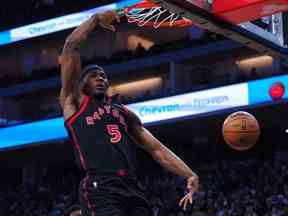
[124,0,193,28]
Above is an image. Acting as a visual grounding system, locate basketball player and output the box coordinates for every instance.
[59,10,199,216]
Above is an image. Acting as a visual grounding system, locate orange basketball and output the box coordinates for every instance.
[222,111,260,151]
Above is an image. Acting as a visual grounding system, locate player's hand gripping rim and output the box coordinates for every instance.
[97,10,120,32]
[179,174,199,211]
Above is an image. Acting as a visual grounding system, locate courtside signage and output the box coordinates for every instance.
[128,83,248,123]
[9,4,115,44]
[0,0,139,46]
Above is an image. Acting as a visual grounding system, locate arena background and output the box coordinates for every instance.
[0,0,288,215]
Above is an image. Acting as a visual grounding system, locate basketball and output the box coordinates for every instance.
[222,111,260,151]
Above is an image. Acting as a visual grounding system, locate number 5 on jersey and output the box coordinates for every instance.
[106,124,122,143]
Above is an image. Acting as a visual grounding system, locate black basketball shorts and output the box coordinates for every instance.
[79,174,152,216]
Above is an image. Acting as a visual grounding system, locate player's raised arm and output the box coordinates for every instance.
[59,11,120,108]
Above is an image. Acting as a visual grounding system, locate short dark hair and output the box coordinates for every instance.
[79,64,104,83]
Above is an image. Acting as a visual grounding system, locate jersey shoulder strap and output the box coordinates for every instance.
[65,95,90,127]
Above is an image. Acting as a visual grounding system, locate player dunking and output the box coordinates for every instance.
[59,11,199,216]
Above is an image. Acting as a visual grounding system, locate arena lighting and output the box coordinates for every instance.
[127,35,155,51]
[0,0,139,46]
[236,55,273,70]
[0,74,287,149]
[286,129,288,133]
[111,77,162,97]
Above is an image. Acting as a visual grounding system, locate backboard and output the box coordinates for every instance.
[150,0,288,59]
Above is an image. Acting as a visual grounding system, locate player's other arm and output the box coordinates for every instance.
[126,109,199,193]
[126,108,199,209]
[126,109,198,178]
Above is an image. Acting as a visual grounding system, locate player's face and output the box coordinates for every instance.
[83,70,109,97]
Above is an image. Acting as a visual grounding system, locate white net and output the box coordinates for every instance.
[126,6,181,28]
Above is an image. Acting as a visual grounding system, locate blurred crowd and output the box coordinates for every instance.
[0,170,79,216]
[1,157,288,216]
[144,158,288,216]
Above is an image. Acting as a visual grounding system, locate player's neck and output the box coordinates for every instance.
[90,95,107,103]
